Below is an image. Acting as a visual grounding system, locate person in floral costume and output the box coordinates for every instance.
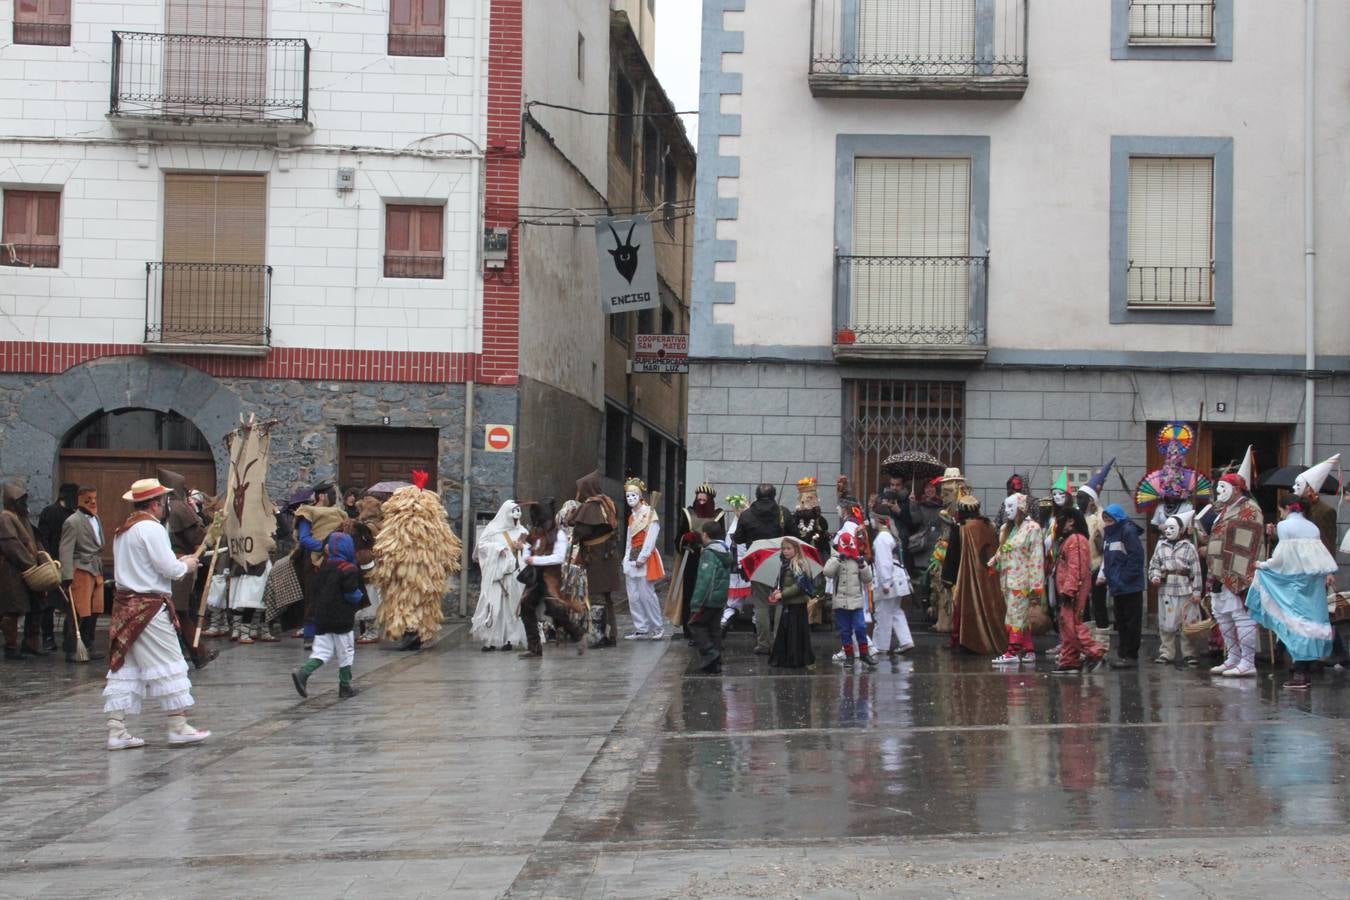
[991,493,1044,665]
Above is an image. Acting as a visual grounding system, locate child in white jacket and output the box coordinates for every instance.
[871,513,914,655]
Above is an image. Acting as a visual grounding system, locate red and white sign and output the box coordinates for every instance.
[484,424,514,453]
[632,333,690,374]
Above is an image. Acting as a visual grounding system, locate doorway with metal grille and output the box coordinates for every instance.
[844,379,964,495]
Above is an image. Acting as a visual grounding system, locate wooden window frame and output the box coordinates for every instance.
[1,189,62,269]
[388,0,445,58]
[13,0,71,47]
[615,74,635,169]
[383,203,445,280]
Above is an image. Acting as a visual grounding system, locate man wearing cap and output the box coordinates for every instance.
[59,486,106,663]
[1204,455,1265,677]
[103,478,208,749]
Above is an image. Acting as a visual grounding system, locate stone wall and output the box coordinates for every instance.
[0,356,518,529]
[516,376,604,505]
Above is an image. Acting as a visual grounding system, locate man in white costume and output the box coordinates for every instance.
[471,500,529,651]
[622,478,665,640]
[103,478,209,749]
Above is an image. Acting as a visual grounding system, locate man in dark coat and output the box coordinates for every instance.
[0,482,41,659]
[32,482,78,652]
[736,484,791,654]
[568,471,624,648]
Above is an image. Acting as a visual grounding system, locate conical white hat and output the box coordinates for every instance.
[1237,445,1255,488]
[1294,453,1340,495]
[1167,508,1196,532]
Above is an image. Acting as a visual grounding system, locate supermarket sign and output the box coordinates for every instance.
[632,334,689,374]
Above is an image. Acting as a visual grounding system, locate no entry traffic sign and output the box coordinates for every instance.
[484,424,514,453]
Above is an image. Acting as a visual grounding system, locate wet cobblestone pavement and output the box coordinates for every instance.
[2,622,1348,898]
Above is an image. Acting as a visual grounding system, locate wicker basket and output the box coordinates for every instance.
[1182,594,1216,638]
[21,551,61,593]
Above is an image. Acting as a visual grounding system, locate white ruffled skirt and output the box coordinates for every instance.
[103,608,194,715]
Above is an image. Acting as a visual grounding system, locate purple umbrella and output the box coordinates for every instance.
[365,480,414,499]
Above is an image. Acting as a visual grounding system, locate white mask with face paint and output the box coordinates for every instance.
[511,505,522,524]
[1215,481,1234,505]
[1051,489,1068,508]
[1163,519,1181,541]
[625,491,641,509]
[1002,494,1021,523]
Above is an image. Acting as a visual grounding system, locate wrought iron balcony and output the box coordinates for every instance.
[809,0,1027,99]
[145,262,271,354]
[1128,1,1216,45]
[1126,263,1214,309]
[13,21,70,46]
[110,32,311,132]
[1,243,60,268]
[834,255,988,361]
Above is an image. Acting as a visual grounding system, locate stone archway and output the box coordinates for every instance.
[0,356,242,507]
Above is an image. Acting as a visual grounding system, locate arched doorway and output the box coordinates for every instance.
[60,409,217,565]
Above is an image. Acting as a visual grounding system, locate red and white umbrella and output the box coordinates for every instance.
[740,537,824,587]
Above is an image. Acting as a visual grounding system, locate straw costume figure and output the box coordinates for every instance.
[372,471,462,645]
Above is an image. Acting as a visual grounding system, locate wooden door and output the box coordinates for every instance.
[59,449,217,568]
[338,428,438,493]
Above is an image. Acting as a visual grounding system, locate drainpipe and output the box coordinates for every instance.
[459,0,488,615]
[1303,0,1316,466]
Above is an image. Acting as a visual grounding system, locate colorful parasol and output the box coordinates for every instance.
[1135,469,1213,514]
[740,537,825,587]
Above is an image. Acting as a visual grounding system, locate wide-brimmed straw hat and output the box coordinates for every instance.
[939,467,965,483]
[123,478,173,502]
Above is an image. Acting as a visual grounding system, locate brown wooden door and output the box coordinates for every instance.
[59,450,217,568]
[338,428,438,493]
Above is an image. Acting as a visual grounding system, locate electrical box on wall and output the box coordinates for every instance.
[335,167,355,192]
[483,227,510,269]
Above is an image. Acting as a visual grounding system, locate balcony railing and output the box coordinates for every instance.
[1126,264,1214,308]
[388,32,445,57]
[13,21,70,46]
[810,0,1027,98]
[110,32,310,125]
[1,243,60,268]
[835,255,988,360]
[1128,1,1216,44]
[145,262,271,350]
[383,255,445,279]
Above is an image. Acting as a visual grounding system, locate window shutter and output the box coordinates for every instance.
[390,0,416,33]
[386,207,412,254]
[33,193,60,244]
[419,0,444,31]
[47,0,71,21]
[415,206,443,254]
[852,157,972,336]
[14,0,40,21]
[1127,157,1213,305]
[3,192,33,242]
[859,0,975,72]
[385,205,444,277]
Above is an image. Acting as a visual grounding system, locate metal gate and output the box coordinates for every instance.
[844,379,964,493]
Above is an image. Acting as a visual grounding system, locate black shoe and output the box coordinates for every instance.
[291,668,310,698]
[481,645,496,652]
[859,653,879,669]
[338,683,358,699]
[41,637,58,653]
[518,649,543,659]
[1051,664,1082,675]
[21,642,50,657]
[1183,656,1200,668]
[1084,656,1107,673]
[1109,657,1138,670]
[588,637,616,649]
[502,643,513,651]
[86,648,105,662]
[397,633,422,651]
[190,647,217,670]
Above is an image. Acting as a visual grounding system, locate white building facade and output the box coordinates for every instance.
[0,0,523,526]
[691,0,1350,534]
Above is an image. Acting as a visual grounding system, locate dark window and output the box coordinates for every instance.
[389,0,445,57]
[65,409,210,452]
[636,306,655,336]
[642,122,660,203]
[384,204,445,279]
[663,157,678,231]
[577,32,586,81]
[604,406,626,482]
[610,311,630,344]
[14,0,70,46]
[615,75,634,168]
[659,304,674,335]
[1,190,61,268]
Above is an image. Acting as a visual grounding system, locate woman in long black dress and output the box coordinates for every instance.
[769,539,817,668]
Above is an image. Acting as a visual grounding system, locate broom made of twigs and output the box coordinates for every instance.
[192,537,226,649]
[60,584,89,662]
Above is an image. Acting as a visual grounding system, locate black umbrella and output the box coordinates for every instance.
[881,451,946,482]
[1259,465,1340,494]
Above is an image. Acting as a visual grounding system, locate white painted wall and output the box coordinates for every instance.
[716,0,1350,359]
[0,0,488,354]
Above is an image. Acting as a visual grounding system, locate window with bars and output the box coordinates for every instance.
[384,204,445,279]
[1128,1,1216,44]
[844,379,964,496]
[848,157,978,343]
[858,0,977,75]
[13,0,70,46]
[1127,157,1214,308]
[389,0,445,57]
[2,190,61,268]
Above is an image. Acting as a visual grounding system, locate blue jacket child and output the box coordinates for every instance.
[291,532,366,699]
[1100,504,1147,596]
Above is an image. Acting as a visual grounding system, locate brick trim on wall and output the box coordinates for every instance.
[480,0,523,384]
[0,342,479,384]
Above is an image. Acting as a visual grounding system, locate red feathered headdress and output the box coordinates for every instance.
[411,469,430,491]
